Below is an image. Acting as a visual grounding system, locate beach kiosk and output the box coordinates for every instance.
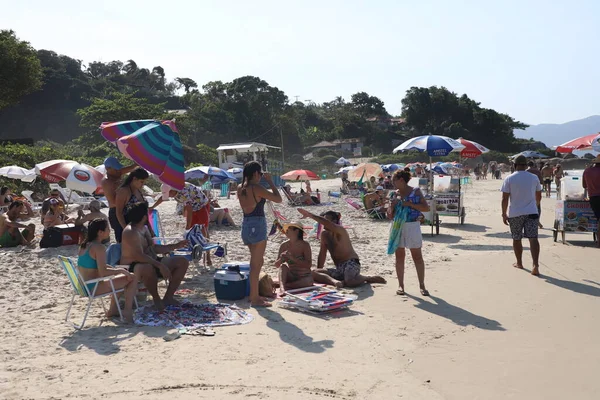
[553,176,598,244]
[216,142,283,186]
[433,173,466,225]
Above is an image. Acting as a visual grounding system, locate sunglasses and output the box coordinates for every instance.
[50,193,59,197]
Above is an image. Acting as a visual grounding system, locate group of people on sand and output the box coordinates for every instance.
[237,161,430,307]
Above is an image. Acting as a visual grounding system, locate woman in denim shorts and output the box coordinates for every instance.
[237,161,282,307]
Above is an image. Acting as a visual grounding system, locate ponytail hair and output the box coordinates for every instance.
[241,161,262,197]
[121,167,150,188]
[80,218,108,249]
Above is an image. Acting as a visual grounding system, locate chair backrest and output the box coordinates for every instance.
[220,183,228,197]
[281,187,295,203]
[148,208,163,238]
[49,184,70,203]
[58,255,88,297]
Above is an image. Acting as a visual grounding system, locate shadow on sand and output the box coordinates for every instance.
[257,308,334,353]
[484,232,551,239]
[59,324,143,355]
[423,234,461,244]
[448,244,528,252]
[406,294,505,331]
[446,224,490,233]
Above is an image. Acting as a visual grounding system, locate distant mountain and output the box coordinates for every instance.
[514,115,600,148]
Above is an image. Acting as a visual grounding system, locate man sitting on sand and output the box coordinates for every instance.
[276,222,314,290]
[0,201,36,247]
[297,208,387,288]
[120,202,190,311]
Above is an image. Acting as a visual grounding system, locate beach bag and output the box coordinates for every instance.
[40,228,63,248]
[185,224,208,249]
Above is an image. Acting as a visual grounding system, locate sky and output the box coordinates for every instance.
[2,0,599,125]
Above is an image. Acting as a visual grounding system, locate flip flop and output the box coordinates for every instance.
[420,289,430,296]
[186,328,215,337]
[396,289,406,295]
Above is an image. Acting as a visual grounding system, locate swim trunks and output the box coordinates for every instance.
[508,214,539,240]
[129,256,164,278]
[0,229,29,248]
[327,258,361,282]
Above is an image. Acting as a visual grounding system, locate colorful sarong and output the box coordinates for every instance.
[387,202,409,255]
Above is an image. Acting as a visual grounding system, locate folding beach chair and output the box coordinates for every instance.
[280,187,303,206]
[148,208,183,245]
[267,201,314,241]
[185,227,228,273]
[21,191,43,212]
[218,183,230,198]
[327,191,342,203]
[58,255,138,330]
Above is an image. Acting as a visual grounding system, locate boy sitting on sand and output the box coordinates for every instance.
[0,201,36,247]
[276,223,314,290]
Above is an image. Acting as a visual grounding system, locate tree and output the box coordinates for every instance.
[176,77,198,93]
[0,30,43,109]
[350,92,387,117]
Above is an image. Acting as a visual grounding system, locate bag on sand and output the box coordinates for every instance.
[40,228,63,248]
[258,272,275,297]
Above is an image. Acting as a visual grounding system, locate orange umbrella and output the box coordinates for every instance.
[347,163,383,182]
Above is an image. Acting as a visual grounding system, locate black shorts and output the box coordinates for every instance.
[544,179,552,184]
[129,256,164,278]
[108,207,123,243]
[590,197,600,220]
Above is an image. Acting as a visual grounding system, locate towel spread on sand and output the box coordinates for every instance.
[387,202,409,255]
[134,303,253,329]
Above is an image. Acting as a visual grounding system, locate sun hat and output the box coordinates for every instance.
[103,157,123,170]
[283,222,305,233]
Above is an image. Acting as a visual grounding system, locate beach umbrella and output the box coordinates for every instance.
[393,135,465,157]
[281,169,320,181]
[335,157,350,166]
[381,164,401,173]
[101,119,184,190]
[347,163,383,182]
[185,166,236,183]
[456,138,490,159]
[555,133,600,153]
[0,165,37,183]
[334,166,354,175]
[35,160,104,193]
[510,151,549,159]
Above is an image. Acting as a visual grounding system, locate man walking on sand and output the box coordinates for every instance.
[501,155,542,276]
[297,208,387,287]
[541,163,554,198]
[101,157,137,242]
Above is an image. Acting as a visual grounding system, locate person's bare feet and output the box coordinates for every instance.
[250,298,272,307]
[538,222,543,229]
[105,308,120,318]
[123,311,134,324]
[366,276,387,284]
[163,297,181,306]
[420,287,430,296]
[513,263,524,269]
[396,287,405,295]
[334,281,344,289]
[154,299,166,312]
[531,266,540,276]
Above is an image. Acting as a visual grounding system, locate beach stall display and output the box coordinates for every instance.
[393,135,466,233]
[433,174,466,225]
[553,176,598,244]
[216,142,283,186]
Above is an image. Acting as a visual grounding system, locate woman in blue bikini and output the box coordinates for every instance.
[77,219,137,323]
[237,161,282,307]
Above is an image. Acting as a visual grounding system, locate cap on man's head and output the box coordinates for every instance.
[376,185,384,191]
[514,155,527,165]
[103,157,124,170]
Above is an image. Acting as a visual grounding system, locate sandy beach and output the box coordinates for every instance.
[2,177,600,400]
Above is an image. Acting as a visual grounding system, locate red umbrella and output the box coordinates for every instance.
[555,133,599,153]
[281,169,320,181]
[35,160,104,193]
[457,138,490,159]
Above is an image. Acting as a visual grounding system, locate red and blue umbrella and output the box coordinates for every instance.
[456,138,490,159]
[393,135,465,157]
[101,119,184,190]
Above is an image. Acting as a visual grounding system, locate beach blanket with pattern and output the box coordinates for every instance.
[387,202,410,255]
[134,303,253,329]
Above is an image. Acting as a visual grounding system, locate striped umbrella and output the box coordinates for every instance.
[456,138,490,159]
[393,135,465,156]
[101,120,184,190]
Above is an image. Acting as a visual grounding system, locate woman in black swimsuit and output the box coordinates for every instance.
[115,168,149,242]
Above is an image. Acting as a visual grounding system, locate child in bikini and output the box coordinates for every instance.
[276,223,314,290]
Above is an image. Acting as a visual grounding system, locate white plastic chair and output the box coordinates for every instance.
[20,191,43,212]
[58,255,137,330]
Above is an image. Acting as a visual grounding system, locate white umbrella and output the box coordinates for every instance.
[227,167,243,179]
[95,164,107,175]
[0,165,37,182]
[335,157,350,166]
[334,166,355,175]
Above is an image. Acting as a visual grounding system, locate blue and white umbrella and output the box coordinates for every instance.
[381,164,401,173]
[510,151,549,159]
[393,135,465,157]
[335,157,351,166]
[185,166,236,183]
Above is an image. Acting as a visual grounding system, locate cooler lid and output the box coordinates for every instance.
[214,270,246,281]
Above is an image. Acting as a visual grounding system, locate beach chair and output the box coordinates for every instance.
[218,183,230,198]
[148,208,183,245]
[360,193,387,220]
[49,184,94,207]
[267,201,314,240]
[186,228,228,273]
[21,191,43,212]
[58,255,138,330]
[280,187,303,206]
[327,191,342,203]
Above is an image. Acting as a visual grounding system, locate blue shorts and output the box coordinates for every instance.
[241,216,268,245]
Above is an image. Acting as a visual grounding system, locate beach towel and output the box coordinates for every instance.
[387,202,410,255]
[134,303,253,329]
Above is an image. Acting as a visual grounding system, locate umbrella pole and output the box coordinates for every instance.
[429,156,433,194]
[66,189,73,212]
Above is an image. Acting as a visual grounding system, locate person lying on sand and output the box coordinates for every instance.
[78,219,137,323]
[297,208,387,288]
[120,202,189,311]
[0,201,36,247]
[276,223,314,290]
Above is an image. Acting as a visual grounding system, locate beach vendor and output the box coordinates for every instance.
[583,156,600,248]
[101,157,138,243]
[387,170,430,296]
[161,181,214,265]
[297,208,387,288]
[237,161,282,307]
[276,222,314,290]
[0,201,36,247]
[501,155,542,275]
[121,202,189,311]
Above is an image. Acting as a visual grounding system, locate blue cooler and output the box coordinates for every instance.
[214,266,248,300]
[219,262,250,296]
